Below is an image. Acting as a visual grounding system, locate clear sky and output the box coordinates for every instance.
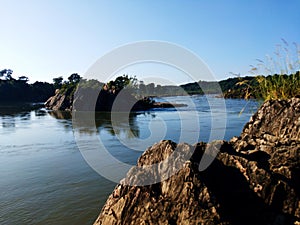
[1,0,299,84]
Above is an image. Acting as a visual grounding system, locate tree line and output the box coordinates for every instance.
[1,67,299,105]
[0,69,82,103]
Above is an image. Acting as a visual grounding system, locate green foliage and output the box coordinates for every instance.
[58,74,83,97]
[0,78,55,103]
[157,85,186,96]
[138,82,182,96]
[31,81,55,102]
[249,40,300,100]
[224,41,300,100]
[180,82,202,95]
[254,72,300,100]
[53,76,63,89]
[67,73,81,84]
[18,76,29,82]
[0,71,82,103]
[0,69,13,80]
[78,79,104,90]
[181,80,246,96]
[222,76,258,99]
[106,74,137,93]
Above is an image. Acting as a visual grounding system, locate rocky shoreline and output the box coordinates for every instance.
[94,98,300,225]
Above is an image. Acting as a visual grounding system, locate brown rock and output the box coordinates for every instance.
[45,89,74,111]
[94,98,300,225]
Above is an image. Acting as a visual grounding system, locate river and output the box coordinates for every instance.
[0,96,258,225]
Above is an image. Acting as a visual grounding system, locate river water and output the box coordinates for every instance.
[0,96,258,225]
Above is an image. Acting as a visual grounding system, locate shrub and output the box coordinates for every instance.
[250,40,300,100]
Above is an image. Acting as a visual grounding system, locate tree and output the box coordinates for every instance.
[0,69,13,80]
[53,76,63,89]
[114,75,130,90]
[146,83,155,95]
[155,84,162,95]
[18,76,29,83]
[139,81,146,96]
[106,75,137,93]
[68,73,81,83]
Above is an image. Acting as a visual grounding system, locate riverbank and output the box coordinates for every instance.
[94,98,300,224]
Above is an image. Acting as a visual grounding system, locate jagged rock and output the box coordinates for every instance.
[95,141,223,225]
[45,89,74,111]
[231,98,300,151]
[94,98,300,225]
[231,98,300,191]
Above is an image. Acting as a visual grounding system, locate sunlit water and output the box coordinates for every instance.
[0,96,258,225]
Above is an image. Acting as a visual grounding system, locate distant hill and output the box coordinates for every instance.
[180,72,299,99]
[180,76,257,98]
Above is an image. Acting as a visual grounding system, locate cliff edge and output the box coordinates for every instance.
[94,98,300,225]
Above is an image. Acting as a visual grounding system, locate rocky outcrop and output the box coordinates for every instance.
[231,98,300,188]
[94,98,300,224]
[45,88,187,111]
[45,89,74,111]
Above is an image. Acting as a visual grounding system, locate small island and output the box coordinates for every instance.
[44,75,188,112]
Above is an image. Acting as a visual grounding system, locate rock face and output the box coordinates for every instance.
[94,98,300,225]
[45,89,74,111]
[231,98,300,190]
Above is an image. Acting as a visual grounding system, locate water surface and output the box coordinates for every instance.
[0,96,258,225]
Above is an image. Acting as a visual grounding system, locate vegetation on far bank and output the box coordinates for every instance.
[229,40,300,100]
[249,40,300,100]
[221,72,300,100]
[1,68,300,107]
[0,69,54,103]
[1,40,299,106]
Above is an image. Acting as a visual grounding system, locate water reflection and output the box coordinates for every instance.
[48,110,72,120]
[0,104,47,130]
[1,116,16,128]
[34,109,48,117]
[49,110,148,139]
[96,112,140,138]
[0,103,43,116]
[0,111,31,129]
[19,112,31,120]
[48,111,73,131]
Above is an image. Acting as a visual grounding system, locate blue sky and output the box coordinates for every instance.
[1,0,299,84]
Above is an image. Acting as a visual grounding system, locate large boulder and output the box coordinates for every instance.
[231,98,300,190]
[94,98,300,225]
[44,89,74,111]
